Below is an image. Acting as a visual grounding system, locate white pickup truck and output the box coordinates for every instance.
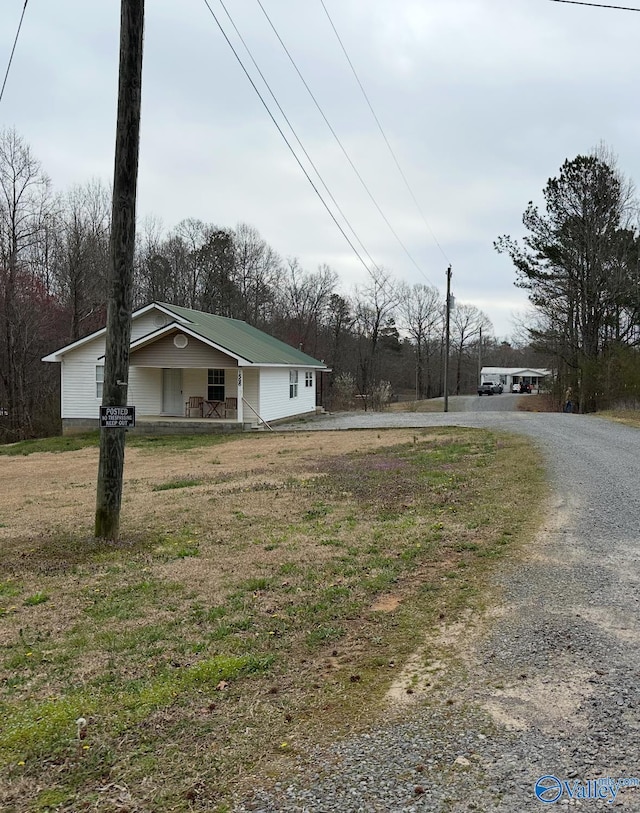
[477,381,503,395]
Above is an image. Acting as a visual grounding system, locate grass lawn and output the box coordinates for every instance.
[596,409,640,428]
[0,427,545,812]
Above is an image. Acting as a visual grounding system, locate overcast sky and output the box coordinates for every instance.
[2,0,639,339]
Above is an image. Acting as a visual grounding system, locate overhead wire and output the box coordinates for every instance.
[215,0,384,276]
[254,0,435,287]
[549,0,640,10]
[319,0,450,271]
[201,0,377,279]
[0,0,29,105]
[202,0,445,308]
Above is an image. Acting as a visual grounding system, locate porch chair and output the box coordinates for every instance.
[185,395,204,417]
[224,397,238,418]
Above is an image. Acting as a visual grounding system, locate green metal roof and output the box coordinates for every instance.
[157,303,326,367]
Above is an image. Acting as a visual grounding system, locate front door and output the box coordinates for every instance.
[162,368,183,415]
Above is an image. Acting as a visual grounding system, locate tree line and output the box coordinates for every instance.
[2,127,541,441]
[496,146,640,413]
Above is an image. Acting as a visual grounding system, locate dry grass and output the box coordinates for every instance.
[597,409,640,428]
[387,399,445,414]
[0,428,545,812]
[516,393,557,412]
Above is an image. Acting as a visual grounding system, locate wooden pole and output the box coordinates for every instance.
[95,0,145,539]
[443,265,452,413]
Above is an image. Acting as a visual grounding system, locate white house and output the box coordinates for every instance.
[480,367,551,393]
[43,302,328,432]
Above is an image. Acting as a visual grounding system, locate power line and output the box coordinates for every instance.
[254,0,435,287]
[201,0,376,278]
[0,0,29,105]
[202,0,440,314]
[319,0,450,270]
[214,3,432,319]
[549,0,640,10]
[215,0,383,276]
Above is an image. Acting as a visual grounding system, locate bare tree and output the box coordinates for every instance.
[276,260,337,355]
[0,128,53,437]
[450,303,493,395]
[351,269,400,405]
[233,223,282,326]
[397,282,443,398]
[325,292,354,372]
[172,218,208,308]
[53,179,111,340]
[196,227,239,316]
[134,214,171,306]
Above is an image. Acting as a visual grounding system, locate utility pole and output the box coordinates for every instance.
[478,325,482,385]
[95,0,145,539]
[443,265,452,413]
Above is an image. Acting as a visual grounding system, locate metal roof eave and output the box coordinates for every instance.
[248,362,329,369]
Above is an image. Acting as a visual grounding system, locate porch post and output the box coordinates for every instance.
[236,367,244,423]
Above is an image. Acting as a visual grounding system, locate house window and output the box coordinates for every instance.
[305,371,313,388]
[208,368,225,401]
[289,369,298,398]
[96,365,104,399]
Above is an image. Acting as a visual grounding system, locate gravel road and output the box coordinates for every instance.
[236,407,640,812]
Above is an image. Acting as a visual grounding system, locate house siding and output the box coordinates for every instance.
[220,369,237,404]
[130,333,238,368]
[132,310,173,342]
[61,361,162,419]
[60,334,106,418]
[258,368,316,422]
[182,368,206,402]
[61,359,102,418]
[243,368,259,424]
[129,368,162,415]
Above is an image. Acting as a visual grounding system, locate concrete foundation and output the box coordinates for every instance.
[62,417,252,436]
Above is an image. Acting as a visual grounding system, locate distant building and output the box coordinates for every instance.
[480,367,551,393]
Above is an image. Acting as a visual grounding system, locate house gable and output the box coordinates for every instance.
[42,304,189,363]
[130,330,239,368]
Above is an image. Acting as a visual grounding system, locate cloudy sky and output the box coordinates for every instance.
[2,0,639,338]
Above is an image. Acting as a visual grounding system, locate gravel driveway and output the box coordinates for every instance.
[237,408,640,812]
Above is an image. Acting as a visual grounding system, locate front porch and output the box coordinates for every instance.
[124,359,261,427]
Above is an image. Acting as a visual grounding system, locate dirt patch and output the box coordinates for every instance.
[371,595,401,612]
[483,661,595,734]
[385,610,474,704]
[386,650,447,703]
